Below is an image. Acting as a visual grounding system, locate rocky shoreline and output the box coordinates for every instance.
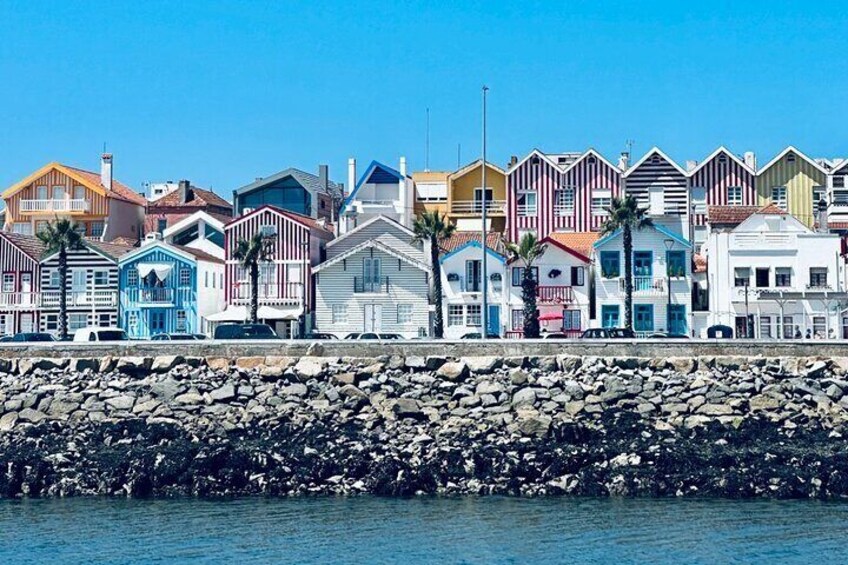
[2,353,848,498]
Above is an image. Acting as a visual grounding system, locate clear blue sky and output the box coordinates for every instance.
[1,0,847,198]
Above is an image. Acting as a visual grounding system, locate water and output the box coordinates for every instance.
[1,497,847,564]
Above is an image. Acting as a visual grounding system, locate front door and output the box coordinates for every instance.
[20,273,32,306]
[633,251,652,290]
[487,305,500,336]
[668,304,687,335]
[20,312,34,333]
[364,304,382,332]
[149,310,167,337]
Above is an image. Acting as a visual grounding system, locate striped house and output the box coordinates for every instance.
[0,232,45,336]
[218,205,334,337]
[756,146,829,229]
[827,159,848,230]
[622,147,689,218]
[506,149,622,242]
[39,240,135,335]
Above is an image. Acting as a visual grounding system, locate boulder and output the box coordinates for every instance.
[557,355,582,372]
[392,398,422,418]
[516,411,552,437]
[151,355,184,373]
[105,395,135,411]
[0,412,18,431]
[71,358,99,372]
[206,357,232,371]
[437,362,468,381]
[696,403,734,416]
[235,357,265,370]
[116,357,152,374]
[465,356,502,374]
[338,384,368,400]
[294,358,326,379]
[174,392,204,405]
[210,383,236,402]
[150,379,181,400]
[281,383,308,397]
[512,387,537,408]
[18,408,46,423]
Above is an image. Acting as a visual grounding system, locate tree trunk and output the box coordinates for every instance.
[624,225,633,331]
[58,246,68,340]
[249,261,259,324]
[431,236,444,338]
[522,265,539,338]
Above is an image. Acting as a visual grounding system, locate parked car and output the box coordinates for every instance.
[151,333,207,341]
[542,332,574,339]
[213,324,279,340]
[6,332,55,342]
[300,332,338,340]
[0,335,12,342]
[73,327,129,342]
[648,332,690,339]
[460,332,501,339]
[580,328,636,339]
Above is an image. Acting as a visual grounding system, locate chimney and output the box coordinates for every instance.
[744,151,757,171]
[178,180,192,204]
[347,158,356,197]
[508,155,518,170]
[101,153,113,190]
[817,198,829,234]
[318,164,329,192]
[618,152,630,171]
[686,160,698,172]
[399,156,407,177]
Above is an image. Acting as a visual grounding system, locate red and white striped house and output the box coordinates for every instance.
[218,205,334,337]
[0,232,46,335]
[506,149,622,242]
[687,147,757,228]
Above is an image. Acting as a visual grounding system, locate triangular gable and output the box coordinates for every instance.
[734,209,810,234]
[508,149,563,175]
[2,162,108,200]
[224,204,321,233]
[688,146,756,177]
[162,210,226,239]
[832,160,848,175]
[314,239,428,273]
[117,240,197,266]
[540,236,593,263]
[594,223,691,249]
[0,231,46,262]
[326,214,415,248]
[757,146,830,176]
[340,160,405,214]
[440,240,506,264]
[42,240,122,265]
[622,147,687,178]
[450,159,507,181]
[561,148,621,175]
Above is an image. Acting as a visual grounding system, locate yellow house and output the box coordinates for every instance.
[2,154,147,241]
[757,146,828,228]
[446,159,507,233]
[411,170,449,217]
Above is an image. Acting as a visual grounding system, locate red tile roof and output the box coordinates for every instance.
[440,231,505,253]
[148,186,232,211]
[546,232,599,261]
[708,204,788,227]
[0,231,47,261]
[173,245,224,264]
[64,165,148,206]
[86,239,136,260]
[106,236,140,247]
[693,253,707,273]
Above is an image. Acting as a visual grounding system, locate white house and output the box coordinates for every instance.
[162,210,227,260]
[314,215,430,338]
[439,233,506,338]
[593,221,693,336]
[703,204,847,339]
[340,159,415,232]
[505,232,596,338]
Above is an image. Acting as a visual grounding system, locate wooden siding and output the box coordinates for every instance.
[327,218,422,260]
[507,154,560,242]
[562,154,621,232]
[3,168,108,226]
[689,151,756,226]
[757,152,826,227]
[0,235,41,334]
[624,151,688,215]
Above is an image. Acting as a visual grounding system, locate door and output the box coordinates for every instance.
[487,305,500,337]
[634,304,654,334]
[668,304,687,335]
[633,251,652,290]
[149,310,166,337]
[363,258,381,293]
[20,273,32,306]
[465,260,481,292]
[72,270,87,305]
[364,304,382,332]
[735,315,753,338]
[20,313,34,333]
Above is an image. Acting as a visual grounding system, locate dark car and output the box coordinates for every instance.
[301,332,338,340]
[460,332,501,339]
[213,324,279,340]
[580,328,636,339]
[609,328,636,339]
[8,332,55,343]
[151,333,207,341]
[648,332,690,339]
[0,335,13,342]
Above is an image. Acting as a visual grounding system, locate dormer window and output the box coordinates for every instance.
[718,154,727,164]
[651,154,661,164]
[531,156,541,166]
[587,156,597,165]
[787,153,796,163]
[557,157,568,164]
[260,225,277,238]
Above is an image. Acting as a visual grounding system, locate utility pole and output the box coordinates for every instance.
[481,85,489,337]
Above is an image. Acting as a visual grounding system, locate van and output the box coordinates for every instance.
[73,327,130,342]
[213,324,279,340]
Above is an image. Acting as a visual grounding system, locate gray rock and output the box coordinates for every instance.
[465,357,501,374]
[294,359,325,379]
[437,362,468,381]
[210,384,236,402]
[393,398,422,418]
[18,408,46,423]
[151,355,183,373]
[696,403,734,416]
[0,412,18,431]
[116,357,152,373]
[174,392,204,405]
[512,387,537,408]
[106,395,136,411]
[282,383,308,397]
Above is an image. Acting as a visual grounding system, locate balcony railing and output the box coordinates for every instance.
[231,282,304,304]
[19,199,90,213]
[450,200,506,214]
[41,290,117,307]
[617,277,666,294]
[505,329,582,339]
[517,205,538,217]
[354,276,390,293]
[0,292,39,308]
[553,205,574,217]
[537,285,574,304]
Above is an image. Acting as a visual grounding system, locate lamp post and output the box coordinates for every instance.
[664,238,674,333]
[481,85,489,338]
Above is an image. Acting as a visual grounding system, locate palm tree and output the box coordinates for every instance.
[37,218,84,340]
[233,233,274,323]
[411,211,455,338]
[599,195,654,331]
[506,232,546,338]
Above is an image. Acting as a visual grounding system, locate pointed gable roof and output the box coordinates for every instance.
[340,160,407,214]
[234,167,341,197]
[508,149,564,174]
[439,240,506,264]
[225,204,333,236]
[449,159,506,181]
[832,159,848,175]
[314,238,427,273]
[149,185,232,210]
[0,231,47,261]
[757,146,830,176]
[707,205,761,226]
[594,223,691,249]
[544,232,599,263]
[2,162,147,206]
[622,147,687,178]
[561,149,621,175]
[326,214,414,248]
[688,146,756,177]
[439,231,505,254]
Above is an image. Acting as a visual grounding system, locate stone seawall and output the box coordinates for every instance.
[2,353,848,498]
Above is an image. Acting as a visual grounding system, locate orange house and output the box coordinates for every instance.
[1,154,146,242]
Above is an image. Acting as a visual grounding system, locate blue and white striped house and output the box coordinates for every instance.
[118,237,225,338]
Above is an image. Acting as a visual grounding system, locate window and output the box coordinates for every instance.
[36,185,48,200]
[834,176,846,188]
[260,225,277,238]
[332,304,348,324]
[734,267,750,287]
[787,153,796,163]
[179,267,191,287]
[91,270,107,286]
[52,186,65,201]
[73,185,85,200]
[759,316,772,339]
[601,305,620,328]
[43,314,58,332]
[473,187,494,211]
[562,310,581,331]
[156,218,167,233]
[2,274,14,293]
[592,192,612,215]
[465,260,482,292]
[511,309,524,330]
[127,268,138,287]
[727,186,743,206]
[633,251,652,277]
[693,226,708,250]
[570,266,585,286]
[89,222,104,238]
[634,304,654,332]
[466,304,482,326]
[0,314,11,335]
[511,266,538,286]
[755,268,770,288]
[448,305,464,326]
[600,251,620,278]
[775,267,791,287]
[416,182,447,202]
[813,187,826,208]
[12,223,32,235]
[397,304,413,324]
[205,271,209,287]
[771,186,787,208]
[49,270,61,288]
[666,250,686,278]
[813,316,826,338]
[35,221,48,235]
[69,314,88,331]
[517,192,537,216]
[691,187,706,214]
[783,316,795,339]
[128,311,139,330]
[810,268,828,288]
[175,310,187,332]
[555,187,574,215]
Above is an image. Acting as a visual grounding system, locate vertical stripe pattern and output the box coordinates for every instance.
[689,150,756,226]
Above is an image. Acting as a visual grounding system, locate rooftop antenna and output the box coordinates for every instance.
[625,139,635,156]
[425,107,430,172]
[457,143,461,168]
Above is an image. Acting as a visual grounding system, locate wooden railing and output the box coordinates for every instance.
[231,282,303,304]
[450,200,506,214]
[354,276,390,293]
[19,199,90,213]
[41,290,117,307]
[537,286,574,304]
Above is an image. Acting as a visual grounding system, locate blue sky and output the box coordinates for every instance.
[1,1,846,197]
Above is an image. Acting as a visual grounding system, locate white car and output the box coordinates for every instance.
[73,327,130,342]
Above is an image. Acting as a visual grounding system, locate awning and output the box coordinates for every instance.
[206,305,247,322]
[205,305,303,322]
[539,312,563,321]
[137,263,173,280]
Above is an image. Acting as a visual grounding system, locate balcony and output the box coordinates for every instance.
[505,329,582,339]
[19,199,90,214]
[517,205,537,217]
[450,200,506,215]
[41,290,117,308]
[0,292,39,309]
[231,282,303,305]
[553,205,574,217]
[537,286,574,304]
[599,276,668,296]
[354,276,390,293]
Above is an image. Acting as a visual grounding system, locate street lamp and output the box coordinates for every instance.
[481,85,489,338]
[664,238,674,333]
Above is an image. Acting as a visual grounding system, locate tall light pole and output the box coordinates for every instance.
[481,85,489,337]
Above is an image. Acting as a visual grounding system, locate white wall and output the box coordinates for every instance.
[440,245,506,338]
[196,260,226,335]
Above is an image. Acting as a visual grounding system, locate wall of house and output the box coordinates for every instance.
[689,152,757,227]
[757,154,826,228]
[448,164,507,232]
[441,246,506,338]
[315,247,430,338]
[623,151,688,217]
[235,177,312,217]
[507,154,559,242]
[196,260,226,335]
[105,198,144,242]
[326,219,420,260]
[0,235,40,335]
